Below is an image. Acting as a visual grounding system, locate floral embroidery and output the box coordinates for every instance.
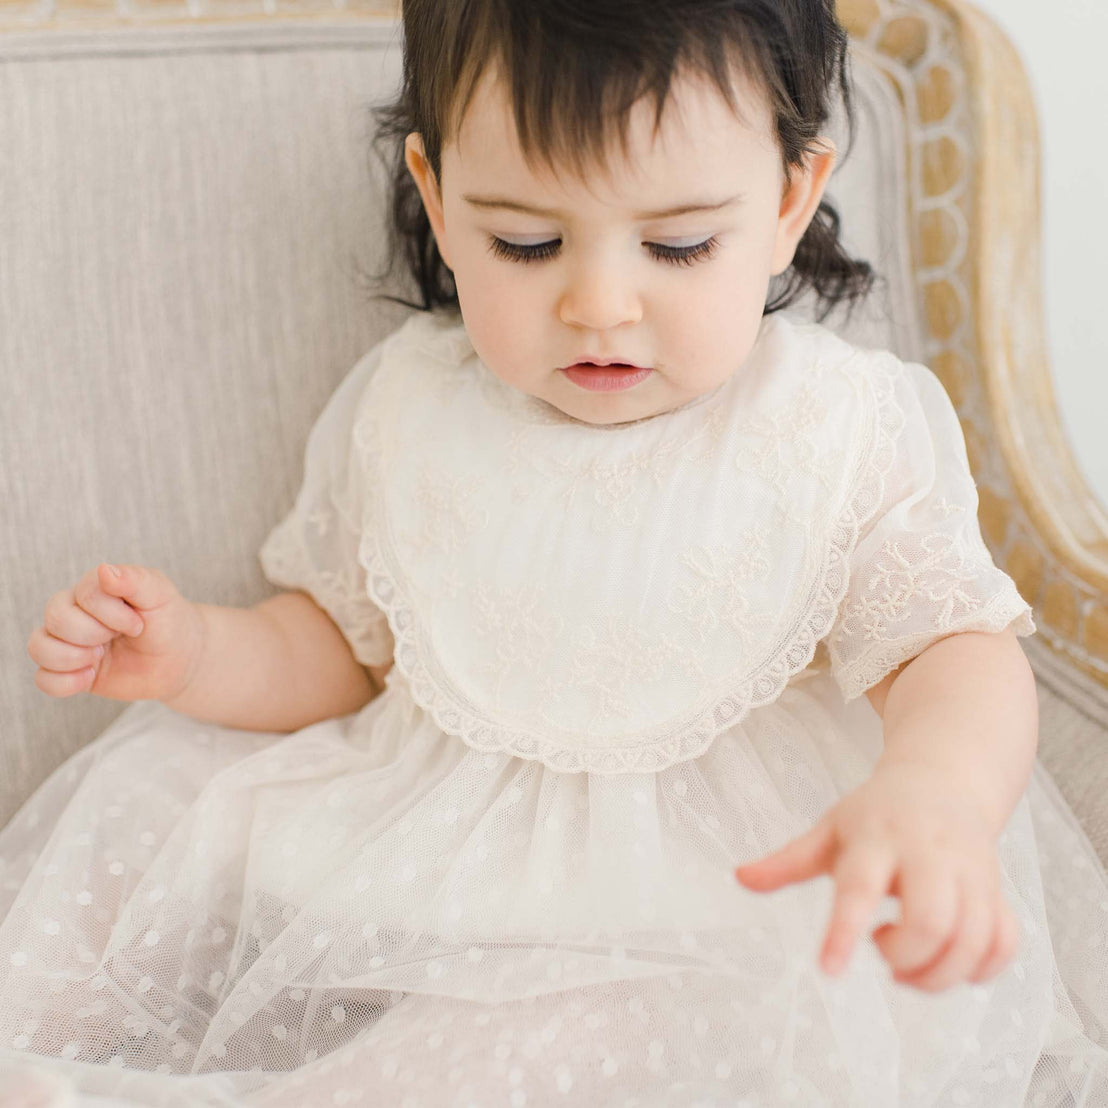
[824,363,1037,702]
[833,534,988,645]
[567,614,708,729]
[829,532,1035,697]
[932,496,965,519]
[400,463,489,561]
[501,402,731,533]
[733,370,847,526]
[666,527,776,648]
[471,581,566,710]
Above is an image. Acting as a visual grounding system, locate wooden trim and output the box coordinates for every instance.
[839,0,1108,689]
[955,1,1108,583]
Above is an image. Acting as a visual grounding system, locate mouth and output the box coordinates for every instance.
[560,360,653,393]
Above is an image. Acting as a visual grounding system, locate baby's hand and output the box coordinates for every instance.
[27,563,205,705]
[734,764,1021,992]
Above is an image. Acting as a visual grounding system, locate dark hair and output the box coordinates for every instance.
[367,0,875,321]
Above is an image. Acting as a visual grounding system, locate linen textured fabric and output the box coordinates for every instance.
[1,310,1106,1107]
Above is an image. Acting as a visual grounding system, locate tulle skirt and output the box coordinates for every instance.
[1,669,1106,1107]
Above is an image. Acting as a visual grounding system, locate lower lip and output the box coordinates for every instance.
[561,364,653,392]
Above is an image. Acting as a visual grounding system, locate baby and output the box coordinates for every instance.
[10,0,1108,1104]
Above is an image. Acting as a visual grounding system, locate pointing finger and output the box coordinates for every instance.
[735,820,835,892]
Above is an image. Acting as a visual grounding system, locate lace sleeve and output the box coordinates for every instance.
[258,343,395,669]
[826,361,1035,702]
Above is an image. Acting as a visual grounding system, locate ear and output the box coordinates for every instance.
[770,140,837,276]
[404,132,454,271]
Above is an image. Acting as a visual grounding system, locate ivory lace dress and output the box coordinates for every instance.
[1,309,1106,1108]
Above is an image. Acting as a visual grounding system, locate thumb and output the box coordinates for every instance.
[97,563,181,614]
[735,820,835,892]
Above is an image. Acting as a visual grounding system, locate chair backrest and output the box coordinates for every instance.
[1,0,1104,827]
[1,18,414,820]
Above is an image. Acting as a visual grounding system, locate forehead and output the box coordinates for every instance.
[444,58,780,203]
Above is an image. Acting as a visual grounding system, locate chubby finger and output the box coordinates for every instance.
[969,899,1021,984]
[821,843,897,975]
[872,859,960,977]
[735,820,835,892]
[33,659,100,697]
[894,873,994,992]
[96,562,181,614]
[70,565,146,638]
[42,588,120,648]
[27,626,104,673]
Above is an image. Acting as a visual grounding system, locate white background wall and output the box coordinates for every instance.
[965,0,1108,508]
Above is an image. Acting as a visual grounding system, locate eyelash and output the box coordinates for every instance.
[485,235,721,267]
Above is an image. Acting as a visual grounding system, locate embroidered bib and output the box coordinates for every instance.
[353,311,902,772]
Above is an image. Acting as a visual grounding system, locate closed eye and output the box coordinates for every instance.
[485,235,721,268]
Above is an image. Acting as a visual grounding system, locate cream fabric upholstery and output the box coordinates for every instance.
[1,22,412,823]
[2,19,1106,867]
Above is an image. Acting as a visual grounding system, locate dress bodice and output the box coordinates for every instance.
[260,308,1033,773]
[351,310,902,772]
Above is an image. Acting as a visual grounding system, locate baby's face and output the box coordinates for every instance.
[406,61,834,426]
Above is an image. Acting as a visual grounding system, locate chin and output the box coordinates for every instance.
[562,396,666,426]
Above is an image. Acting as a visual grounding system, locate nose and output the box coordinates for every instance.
[558,255,643,331]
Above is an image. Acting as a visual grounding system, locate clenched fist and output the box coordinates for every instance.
[27,563,205,705]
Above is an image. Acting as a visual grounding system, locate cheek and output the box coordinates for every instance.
[454,255,515,339]
[708,232,778,325]
[454,234,538,310]
[654,260,769,386]
[664,251,770,328]
[455,275,535,379]
[454,242,549,357]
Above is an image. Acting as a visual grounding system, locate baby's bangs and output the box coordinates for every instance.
[441,2,772,186]
[373,0,871,318]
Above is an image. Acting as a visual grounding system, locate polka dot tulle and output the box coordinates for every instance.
[1,675,1106,1106]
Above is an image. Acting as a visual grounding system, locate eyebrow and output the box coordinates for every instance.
[462,194,743,220]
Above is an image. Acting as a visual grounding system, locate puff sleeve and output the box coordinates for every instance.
[257,342,395,668]
[826,360,1035,702]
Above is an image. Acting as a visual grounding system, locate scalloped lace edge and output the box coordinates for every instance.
[353,343,909,774]
[834,597,1037,703]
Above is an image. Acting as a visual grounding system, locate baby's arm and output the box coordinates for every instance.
[163,590,389,731]
[737,627,1038,991]
[869,628,1038,835]
[29,563,388,731]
